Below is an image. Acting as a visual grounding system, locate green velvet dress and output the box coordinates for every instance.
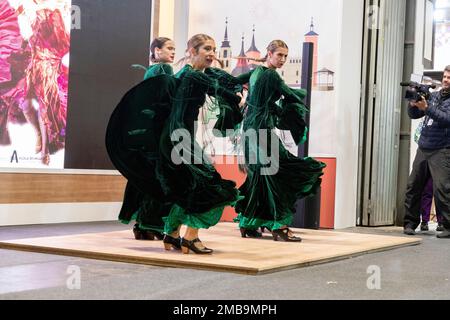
[105,63,176,233]
[158,65,244,234]
[233,66,326,231]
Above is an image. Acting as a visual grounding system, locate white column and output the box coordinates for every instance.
[334,0,365,229]
[174,0,190,63]
[159,0,176,39]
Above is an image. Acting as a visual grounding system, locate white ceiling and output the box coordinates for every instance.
[435,0,450,22]
[436,0,450,9]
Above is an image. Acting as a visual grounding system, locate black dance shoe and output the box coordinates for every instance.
[420,222,429,231]
[436,229,450,239]
[163,234,182,251]
[153,231,165,240]
[133,224,164,240]
[436,223,444,232]
[260,226,270,233]
[403,227,416,235]
[271,228,302,242]
[240,228,262,238]
[181,238,213,254]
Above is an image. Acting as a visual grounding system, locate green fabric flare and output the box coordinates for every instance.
[158,65,243,232]
[234,66,326,230]
[163,204,224,234]
[234,213,292,231]
[110,63,246,234]
[106,63,177,233]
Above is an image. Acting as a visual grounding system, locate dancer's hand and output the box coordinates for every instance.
[236,92,246,108]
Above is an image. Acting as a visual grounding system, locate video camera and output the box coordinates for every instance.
[400,81,436,102]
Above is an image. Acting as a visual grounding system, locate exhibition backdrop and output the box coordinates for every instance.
[0,0,152,170]
[1,0,341,170]
[187,0,340,158]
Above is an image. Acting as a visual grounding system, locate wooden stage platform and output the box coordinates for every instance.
[0,223,421,275]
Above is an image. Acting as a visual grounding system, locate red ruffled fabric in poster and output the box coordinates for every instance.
[0,1,29,144]
[25,8,70,153]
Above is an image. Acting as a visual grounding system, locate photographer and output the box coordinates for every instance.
[403,65,450,238]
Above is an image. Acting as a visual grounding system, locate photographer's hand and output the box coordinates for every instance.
[415,97,428,111]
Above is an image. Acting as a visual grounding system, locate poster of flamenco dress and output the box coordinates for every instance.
[0,0,71,169]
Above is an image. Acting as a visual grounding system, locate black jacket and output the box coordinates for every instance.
[408,91,450,150]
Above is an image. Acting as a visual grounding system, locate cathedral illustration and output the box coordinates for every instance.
[216,19,302,87]
[215,18,334,90]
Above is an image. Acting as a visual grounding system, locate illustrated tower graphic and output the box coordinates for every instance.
[219,17,232,73]
[304,17,319,86]
[246,25,261,70]
[232,34,250,76]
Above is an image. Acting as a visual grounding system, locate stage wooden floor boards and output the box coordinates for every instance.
[0,223,421,275]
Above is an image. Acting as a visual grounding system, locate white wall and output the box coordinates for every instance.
[0,203,120,226]
[159,0,175,39]
[333,0,365,229]
[173,0,190,64]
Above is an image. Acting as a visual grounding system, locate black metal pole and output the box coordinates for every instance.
[299,42,314,158]
[292,42,321,229]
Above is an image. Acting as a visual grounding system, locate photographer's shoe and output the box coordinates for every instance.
[403,227,416,235]
[420,222,429,231]
[436,229,450,239]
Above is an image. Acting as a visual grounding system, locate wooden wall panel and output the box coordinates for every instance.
[0,173,126,204]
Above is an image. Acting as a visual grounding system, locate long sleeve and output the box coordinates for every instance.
[206,83,241,105]
[275,75,309,145]
[408,104,425,119]
[175,68,243,136]
[235,71,253,85]
[208,83,243,136]
[425,94,450,126]
[204,67,252,92]
[203,68,254,136]
[279,82,307,102]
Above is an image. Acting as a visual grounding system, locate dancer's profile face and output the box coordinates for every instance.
[155,40,176,63]
[191,39,216,70]
[267,47,288,70]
